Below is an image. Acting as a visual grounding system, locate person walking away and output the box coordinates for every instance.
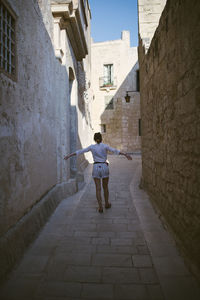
[64,132,132,213]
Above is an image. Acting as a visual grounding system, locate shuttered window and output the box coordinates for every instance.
[103,64,113,85]
[0,1,16,77]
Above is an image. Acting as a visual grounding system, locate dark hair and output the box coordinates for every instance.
[94,132,102,144]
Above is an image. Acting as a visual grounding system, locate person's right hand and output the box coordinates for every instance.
[64,155,70,160]
[126,154,132,160]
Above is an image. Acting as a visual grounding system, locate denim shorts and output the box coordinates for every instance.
[92,163,109,179]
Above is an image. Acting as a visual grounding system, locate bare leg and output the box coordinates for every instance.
[102,177,111,208]
[94,178,103,212]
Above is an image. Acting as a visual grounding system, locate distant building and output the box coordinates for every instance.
[91,31,141,152]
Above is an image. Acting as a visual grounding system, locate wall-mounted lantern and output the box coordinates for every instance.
[125,91,136,103]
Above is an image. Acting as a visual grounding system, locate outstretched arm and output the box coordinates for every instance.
[64,152,76,160]
[64,145,91,160]
[119,152,132,160]
[106,145,132,160]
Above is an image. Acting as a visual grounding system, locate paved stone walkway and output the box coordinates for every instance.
[0,155,200,300]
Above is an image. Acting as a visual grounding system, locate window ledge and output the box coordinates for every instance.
[100,85,117,91]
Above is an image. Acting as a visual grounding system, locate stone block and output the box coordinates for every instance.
[139,268,159,284]
[36,281,82,298]
[81,283,113,299]
[92,253,132,267]
[152,256,190,277]
[64,266,101,283]
[147,284,165,300]
[102,267,140,284]
[114,284,149,300]
[132,255,153,267]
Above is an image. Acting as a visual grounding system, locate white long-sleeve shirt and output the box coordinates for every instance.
[76,143,120,163]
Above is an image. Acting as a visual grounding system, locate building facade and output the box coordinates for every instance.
[138,0,200,278]
[91,31,141,152]
[0,0,93,280]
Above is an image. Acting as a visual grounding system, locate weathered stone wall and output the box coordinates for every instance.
[138,0,200,276]
[138,0,166,50]
[0,0,66,236]
[101,94,140,152]
[75,0,94,168]
[91,31,141,152]
[0,0,92,280]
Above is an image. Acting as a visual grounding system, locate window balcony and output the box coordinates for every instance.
[99,76,117,90]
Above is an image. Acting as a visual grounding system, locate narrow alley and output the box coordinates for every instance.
[1,0,200,299]
[0,155,200,300]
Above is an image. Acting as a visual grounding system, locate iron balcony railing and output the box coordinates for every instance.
[99,76,117,89]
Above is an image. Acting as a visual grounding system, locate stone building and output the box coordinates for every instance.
[91,31,141,152]
[138,0,200,278]
[0,0,93,280]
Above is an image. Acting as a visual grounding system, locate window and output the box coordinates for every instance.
[101,124,106,133]
[105,96,114,110]
[103,64,113,86]
[138,119,141,136]
[0,1,16,78]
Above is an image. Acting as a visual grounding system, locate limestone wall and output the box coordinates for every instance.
[91,31,141,152]
[100,94,141,152]
[138,0,166,50]
[138,0,200,276]
[1,0,63,236]
[0,0,92,279]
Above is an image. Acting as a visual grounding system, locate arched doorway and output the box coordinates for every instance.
[69,67,77,178]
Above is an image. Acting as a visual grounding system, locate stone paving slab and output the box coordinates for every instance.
[102,267,141,284]
[0,155,200,300]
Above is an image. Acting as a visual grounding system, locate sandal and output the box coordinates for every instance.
[98,207,103,213]
[105,203,111,209]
